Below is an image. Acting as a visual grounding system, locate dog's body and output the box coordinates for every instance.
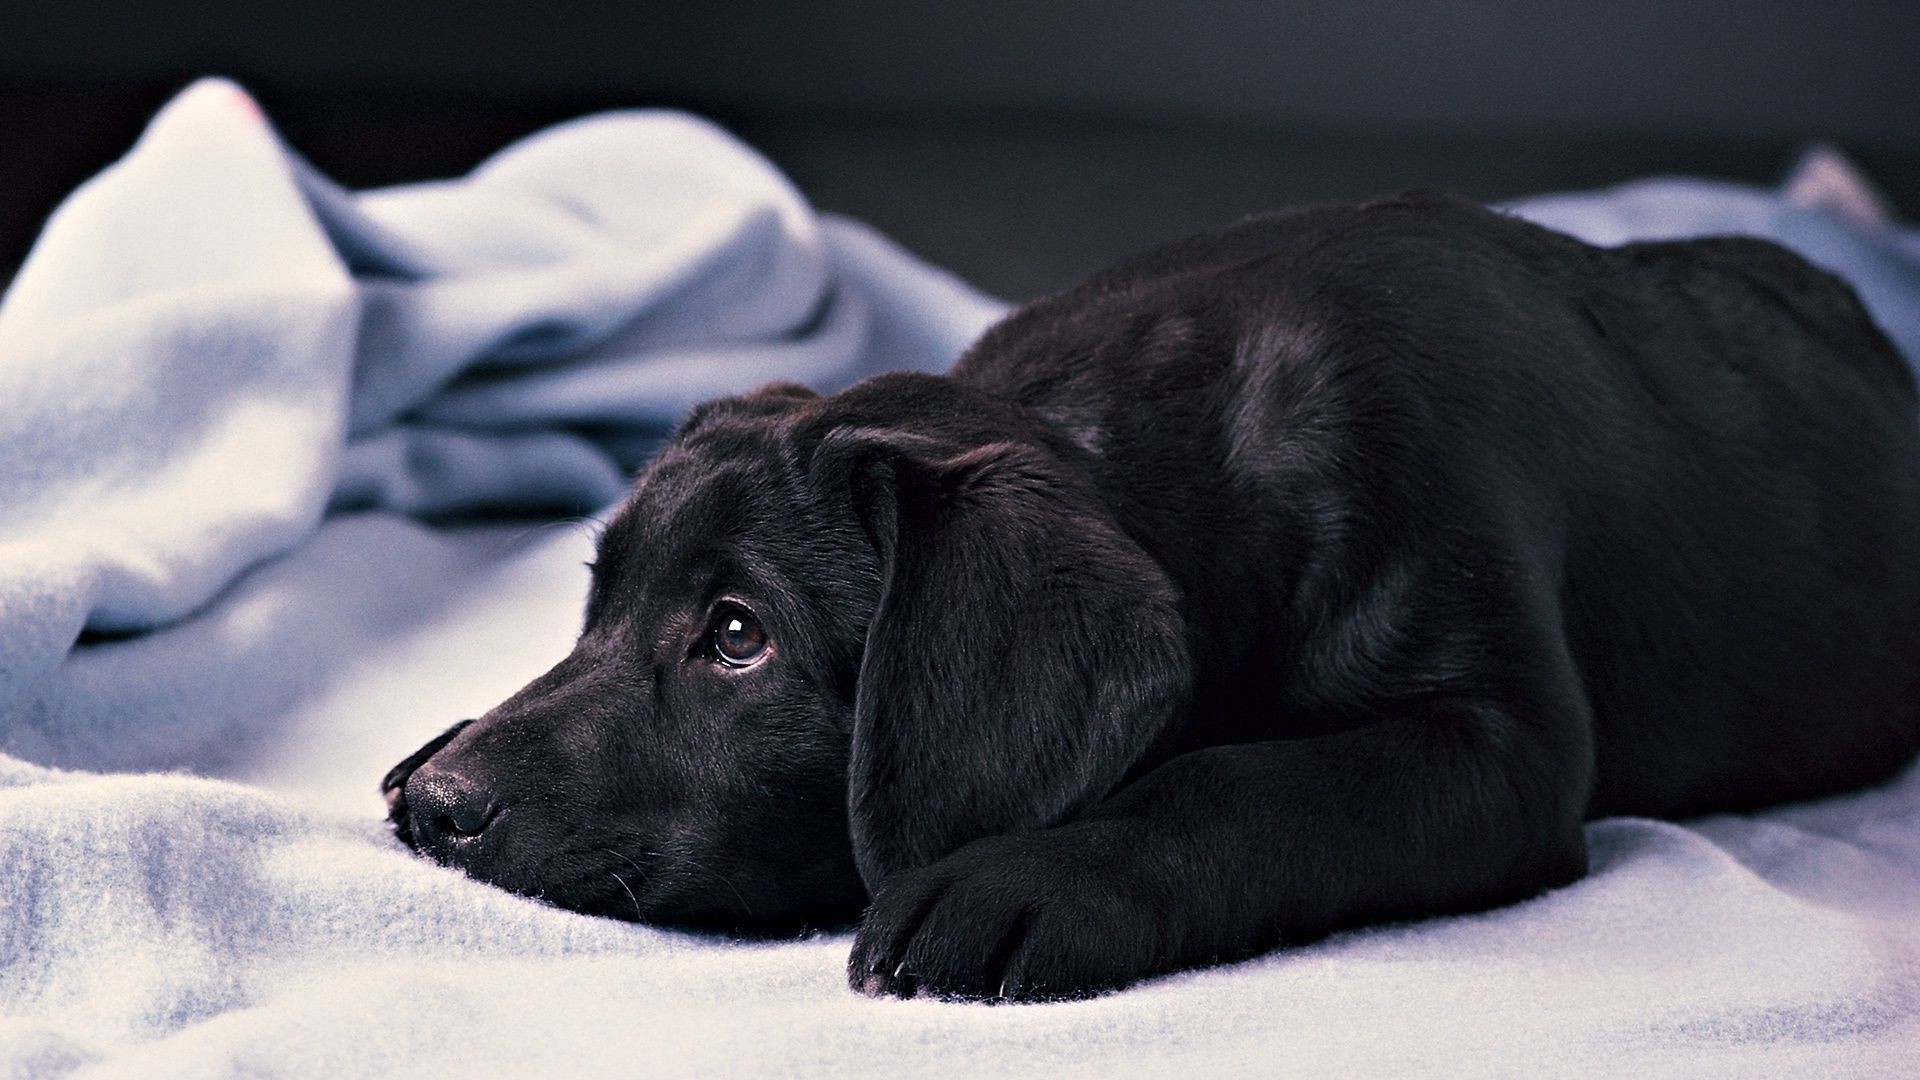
[386,193,1920,1000]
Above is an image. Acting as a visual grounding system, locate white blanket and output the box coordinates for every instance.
[2,81,1917,1077]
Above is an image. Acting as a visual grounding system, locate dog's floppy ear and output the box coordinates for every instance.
[818,429,1192,891]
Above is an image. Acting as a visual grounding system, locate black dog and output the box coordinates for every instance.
[385,193,1920,1001]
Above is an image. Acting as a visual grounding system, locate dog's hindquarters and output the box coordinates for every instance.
[1546,235,1920,818]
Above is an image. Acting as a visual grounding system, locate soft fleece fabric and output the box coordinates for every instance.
[1,81,1917,1077]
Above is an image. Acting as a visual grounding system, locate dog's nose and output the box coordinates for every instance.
[404,763,501,857]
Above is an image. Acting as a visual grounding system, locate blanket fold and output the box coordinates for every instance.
[0,78,1004,748]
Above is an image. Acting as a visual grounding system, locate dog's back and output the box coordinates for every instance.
[956,193,1920,821]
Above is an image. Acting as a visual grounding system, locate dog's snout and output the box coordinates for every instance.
[405,763,501,855]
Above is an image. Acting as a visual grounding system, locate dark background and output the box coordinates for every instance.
[4,1,1916,299]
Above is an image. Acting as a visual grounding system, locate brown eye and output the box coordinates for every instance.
[709,602,769,667]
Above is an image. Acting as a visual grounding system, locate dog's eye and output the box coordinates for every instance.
[709,602,770,667]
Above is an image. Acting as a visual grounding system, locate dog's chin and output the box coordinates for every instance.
[614,895,863,938]
[378,819,852,935]
[552,856,866,937]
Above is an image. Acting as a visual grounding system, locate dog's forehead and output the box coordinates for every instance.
[597,420,810,575]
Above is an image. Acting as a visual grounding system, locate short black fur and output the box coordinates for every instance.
[385,193,1920,999]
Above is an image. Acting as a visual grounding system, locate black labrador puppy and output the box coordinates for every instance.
[385,193,1920,1001]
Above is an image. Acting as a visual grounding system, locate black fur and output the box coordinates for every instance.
[384,193,1920,1000]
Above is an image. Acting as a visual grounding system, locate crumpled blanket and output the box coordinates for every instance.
[0,78,1004,774]
[1,81,1916,1078]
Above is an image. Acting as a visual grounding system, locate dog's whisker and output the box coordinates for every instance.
[699,862,754,919]
[606,849,650,880]
[605,869,644,922]
[722,877,752,918]
[653,838,756,920]
[499,513,607,553]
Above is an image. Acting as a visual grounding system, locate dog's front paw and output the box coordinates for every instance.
[847,820,1176,1002]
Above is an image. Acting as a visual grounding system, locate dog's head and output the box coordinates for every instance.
[382,372,1189,930]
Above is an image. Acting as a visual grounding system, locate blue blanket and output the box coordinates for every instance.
[2,81,1917,1076]
[0,79,1005,775]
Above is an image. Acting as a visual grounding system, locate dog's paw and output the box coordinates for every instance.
[847,820,1176,1002]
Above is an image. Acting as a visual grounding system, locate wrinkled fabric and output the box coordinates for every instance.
[0,79,1004,763]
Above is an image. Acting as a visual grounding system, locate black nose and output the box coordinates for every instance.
[404,763,501,858]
